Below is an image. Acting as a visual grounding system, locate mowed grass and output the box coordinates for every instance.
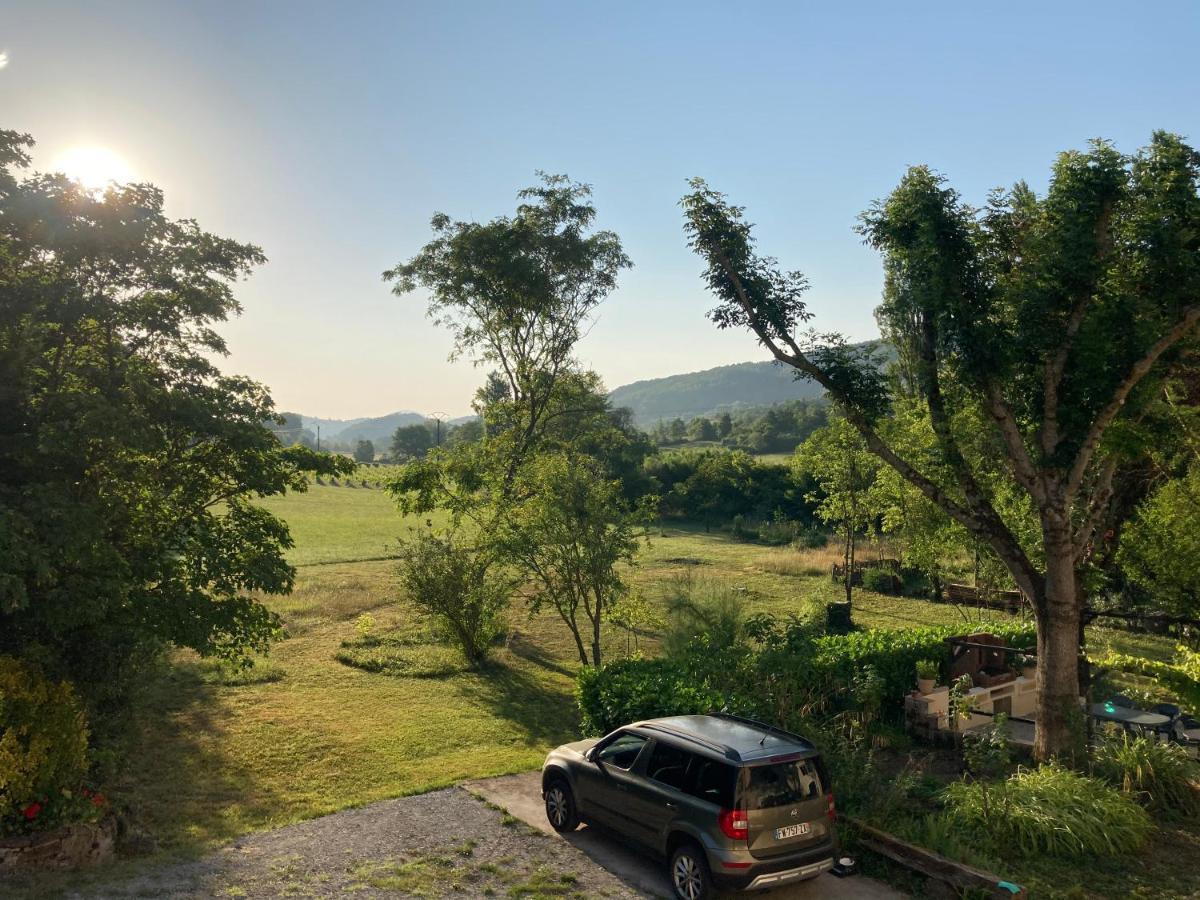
[117,487,1177,862]
[254,483,450,565]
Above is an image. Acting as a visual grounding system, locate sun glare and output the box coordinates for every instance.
[0,51,9,70]
[52,145,135,191]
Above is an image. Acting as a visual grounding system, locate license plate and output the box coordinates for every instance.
[773,822,811,840]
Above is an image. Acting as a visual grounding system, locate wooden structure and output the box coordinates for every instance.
[848,817,1026,898]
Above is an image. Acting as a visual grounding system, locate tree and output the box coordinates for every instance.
[715,412,733,439]
[391,423,432,460]
[688,416,718,441]
[793,414,879,605]
[682,133,1200,760]
[354,439,375,463]
[499,452,653,667]
[0,131,349,734]
[394,529,512,667]
[386,174,634,659]
[1117,464,1200,617]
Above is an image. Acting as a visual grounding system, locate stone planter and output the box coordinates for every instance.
[1022,665,1036,681]
[917,677,936,695]
[0,816,116,874]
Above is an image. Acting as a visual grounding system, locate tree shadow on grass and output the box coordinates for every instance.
[505,631,578,679]
[455,657,580,747]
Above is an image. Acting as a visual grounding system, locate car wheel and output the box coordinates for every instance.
[669,842,713,900]
[544,778,579,832]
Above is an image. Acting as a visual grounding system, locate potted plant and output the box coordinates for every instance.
[1019,654,1037,680]
[915,659,938,695]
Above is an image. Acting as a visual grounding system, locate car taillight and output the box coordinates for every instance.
[718,807,749,841]
[826,792,836,822]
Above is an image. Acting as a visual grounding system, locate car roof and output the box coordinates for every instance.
[628,714,817,764]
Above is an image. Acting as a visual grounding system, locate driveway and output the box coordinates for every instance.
[462,772,905,899]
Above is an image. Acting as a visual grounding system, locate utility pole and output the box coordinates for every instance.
[316,424,321,452]
[430,412,447,447]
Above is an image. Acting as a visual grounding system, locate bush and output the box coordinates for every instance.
[575,620,1038,736]
[661,575,745,657]
[861,567,897,594]
[576,656,728,735]
[0,657,91,834]
[395,530,510,668]
[1092,729,1200,818]
[941,763,1153,858]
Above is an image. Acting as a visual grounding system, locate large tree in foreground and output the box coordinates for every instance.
[683,133,1200,760]
[0,131,348,733]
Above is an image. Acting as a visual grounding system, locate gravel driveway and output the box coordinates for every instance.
[54,787,645,899]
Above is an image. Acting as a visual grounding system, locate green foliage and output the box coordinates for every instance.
[661,575,745,657]
[395,530,511,667]
[391,423,434,460]
[0,131,350,739]
[1091,645,1200,709]
[575,656,728,736]
[354,439,376,463]
[861,568,895,594]
[962,713,1013,779]
[1092,729,1200,818]
[1119,465,1200,617]
[0,657,90,832]
[941,763,1153,858]
[914,659,938,680]
[575,620,1036,735]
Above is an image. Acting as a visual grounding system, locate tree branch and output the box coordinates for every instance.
[1066,303,1200,500]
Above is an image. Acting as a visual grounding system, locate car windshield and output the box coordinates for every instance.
[740,757,823,810]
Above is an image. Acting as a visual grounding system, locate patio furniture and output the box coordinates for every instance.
[1090,701,1171,734]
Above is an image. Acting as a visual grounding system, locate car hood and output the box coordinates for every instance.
[558,737,600,757]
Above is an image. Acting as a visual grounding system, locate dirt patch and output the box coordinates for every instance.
[43,789,645,898]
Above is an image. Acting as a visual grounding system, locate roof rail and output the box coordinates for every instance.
[708,712,814,749]
[637,721,742,762]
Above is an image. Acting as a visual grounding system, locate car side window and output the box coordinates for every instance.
[684,757,738,808]
[595,732,648,770]
[646,741,694,791]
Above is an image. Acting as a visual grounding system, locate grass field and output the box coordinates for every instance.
[111,483,1196,897]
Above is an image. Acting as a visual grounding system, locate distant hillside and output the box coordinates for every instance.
[608,360,825,425]
[281,411,427,447]
[607,343,892,425]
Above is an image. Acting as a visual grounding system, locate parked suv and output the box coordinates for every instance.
[541,714,836,899]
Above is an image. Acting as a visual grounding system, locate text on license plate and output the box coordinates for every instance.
[773,822,811,840]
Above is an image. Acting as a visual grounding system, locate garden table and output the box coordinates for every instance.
[1089,702,1171,729]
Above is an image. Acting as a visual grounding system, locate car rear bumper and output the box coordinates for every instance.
[708,842,835,891]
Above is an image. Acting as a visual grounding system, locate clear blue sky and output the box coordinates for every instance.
[3,1,1197,418]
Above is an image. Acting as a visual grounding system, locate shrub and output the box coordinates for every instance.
[661,575,745,657]
[941,763,1153,858]
[575,654,736,735]
[1092,729,1200,818]
[0,657,91,833]
[395,530,510,668]
[861,567,896,594]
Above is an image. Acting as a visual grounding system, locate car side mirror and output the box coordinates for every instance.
[585,747,597,763]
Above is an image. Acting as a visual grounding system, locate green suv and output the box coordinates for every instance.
[541,714,836,900]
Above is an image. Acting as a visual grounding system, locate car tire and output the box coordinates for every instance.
[669,842,713,900]
[543,777,580,832]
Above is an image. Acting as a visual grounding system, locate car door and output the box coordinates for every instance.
[626,739,699,852]
[572,730,651,832]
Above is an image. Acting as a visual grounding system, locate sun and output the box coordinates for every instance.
[52,146,135,191]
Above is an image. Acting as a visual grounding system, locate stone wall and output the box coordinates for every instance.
[0,817,116,873]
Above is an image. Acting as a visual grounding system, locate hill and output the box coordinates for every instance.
[607,360,825,425]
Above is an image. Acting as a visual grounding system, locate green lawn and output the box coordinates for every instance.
[110,487,1194,898]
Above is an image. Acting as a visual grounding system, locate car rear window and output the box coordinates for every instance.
[740,757,823,810]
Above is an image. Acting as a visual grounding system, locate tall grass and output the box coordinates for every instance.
[1092,730,1200,818]
[660,574,746,656]
[941,763,1153,858]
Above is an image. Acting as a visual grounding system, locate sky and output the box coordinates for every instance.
[2,1,1198,418]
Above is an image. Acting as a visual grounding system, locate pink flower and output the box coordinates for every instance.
[22,802,42,821]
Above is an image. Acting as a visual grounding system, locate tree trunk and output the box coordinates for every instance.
[845,524,855,606]
[1032,539,1083,762]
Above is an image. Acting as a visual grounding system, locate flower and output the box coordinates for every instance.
[90,792,106,807]
[22,801,42,821]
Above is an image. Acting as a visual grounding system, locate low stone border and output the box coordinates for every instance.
[0,816,117,874]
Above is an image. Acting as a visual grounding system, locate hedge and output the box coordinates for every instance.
[576,621,1038,735]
